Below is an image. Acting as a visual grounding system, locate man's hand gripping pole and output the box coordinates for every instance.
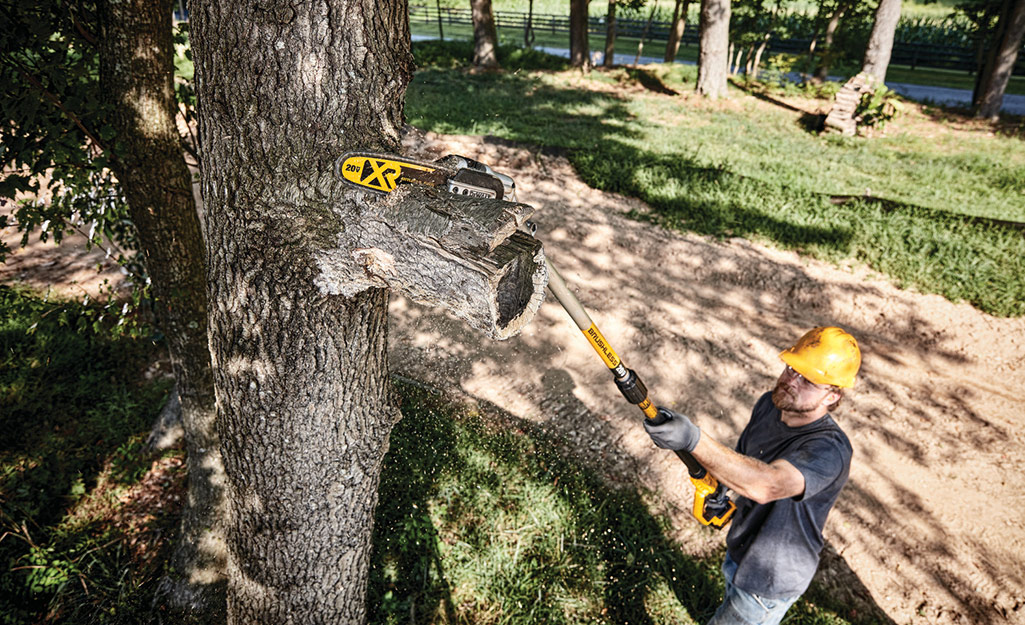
[545,262,736,529]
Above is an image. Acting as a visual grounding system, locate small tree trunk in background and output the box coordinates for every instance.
[974,0,1025,119]
[665,0,690,62]
[96,0,225,620]
[635,0,659,65]
[437,0,445,40]
[861,0,902,83]
[604,0,617,67]
[525,0,536,47]
[570,0,592,69]
[813,1,847,83]
[751,36,769,78]
[697,0,731,98]
[472,0,500,69]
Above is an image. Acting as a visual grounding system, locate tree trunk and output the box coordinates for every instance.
[635,0,659,65]
[975,0,1025,119]
[751,37,769,78]
[861,0,901,83]
[570,0,591,69]
[697,0,731,98]
[665,0,690,62]
[437,0,445,40]
[96,0,225,620]
[813,1,847,83]
[191,0,413,620]
[471,0,500,69]
[525,0,535,48]
[604,0,617,67]
[191,0,546,621]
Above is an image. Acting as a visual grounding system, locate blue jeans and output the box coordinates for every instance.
[706,553,801,625]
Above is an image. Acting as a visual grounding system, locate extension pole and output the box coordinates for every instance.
[545,260,735,528]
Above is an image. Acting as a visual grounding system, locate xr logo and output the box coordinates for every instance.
[359,159,402,192]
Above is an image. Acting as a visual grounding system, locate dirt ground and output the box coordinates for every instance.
[3,128,1023,625]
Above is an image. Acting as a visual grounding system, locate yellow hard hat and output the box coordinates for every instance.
[779,326,861,388]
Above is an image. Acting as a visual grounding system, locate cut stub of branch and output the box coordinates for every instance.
[319,184,547,340]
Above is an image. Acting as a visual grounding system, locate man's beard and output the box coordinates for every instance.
[771,380,821,415]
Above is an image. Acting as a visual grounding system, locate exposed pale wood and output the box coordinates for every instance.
[316,184,547,340]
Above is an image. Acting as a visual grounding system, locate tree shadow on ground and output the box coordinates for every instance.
[621,67,681,96]
[368,379,892,625]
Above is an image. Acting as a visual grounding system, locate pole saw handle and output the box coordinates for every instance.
[649,408,737,529]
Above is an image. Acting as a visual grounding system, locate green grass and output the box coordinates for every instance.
[406,41,1025,317]
[368,381,877,624]
[0,286,176,624]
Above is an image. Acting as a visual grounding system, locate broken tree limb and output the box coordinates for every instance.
[315,184,547,340]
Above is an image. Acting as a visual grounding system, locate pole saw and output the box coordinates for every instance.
[337,151,736,529]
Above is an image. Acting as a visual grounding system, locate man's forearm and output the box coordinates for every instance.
[690,435,804,504]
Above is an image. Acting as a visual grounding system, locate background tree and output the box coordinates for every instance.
[1,1,226,618]
[811,0,854,83]
[665,0,692,62]
[973,0,1025,118]
[697,0,732,97]
[604,0,619,67]
[729,0,783,78]
[472,0,500,68]
[571,0,592,68]
[861,0,902,82]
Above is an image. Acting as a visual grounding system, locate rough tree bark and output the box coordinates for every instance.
[95,0,226,620]
[604,0,618,67]
[571,0,592,69]
[974,0,1025,119]
[190,0,545,621]
[471,0,500,69]
[697,0,731,98]
[665,0,690,62]
[861,0,902,83]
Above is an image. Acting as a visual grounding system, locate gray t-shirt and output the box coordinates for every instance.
[725,392,852,599]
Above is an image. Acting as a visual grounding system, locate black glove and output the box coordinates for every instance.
[643,407,701,452]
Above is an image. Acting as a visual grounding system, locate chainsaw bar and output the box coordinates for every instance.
[336,153,450,194]
[336,152,507,200]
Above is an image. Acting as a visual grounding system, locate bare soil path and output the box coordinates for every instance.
[3,129,1023,625]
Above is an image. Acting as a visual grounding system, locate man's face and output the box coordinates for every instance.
[772,365,837,415]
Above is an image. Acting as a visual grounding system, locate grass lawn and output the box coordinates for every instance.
[406,41,1025,317]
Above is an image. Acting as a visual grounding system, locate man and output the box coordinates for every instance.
[644,326,861,625]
